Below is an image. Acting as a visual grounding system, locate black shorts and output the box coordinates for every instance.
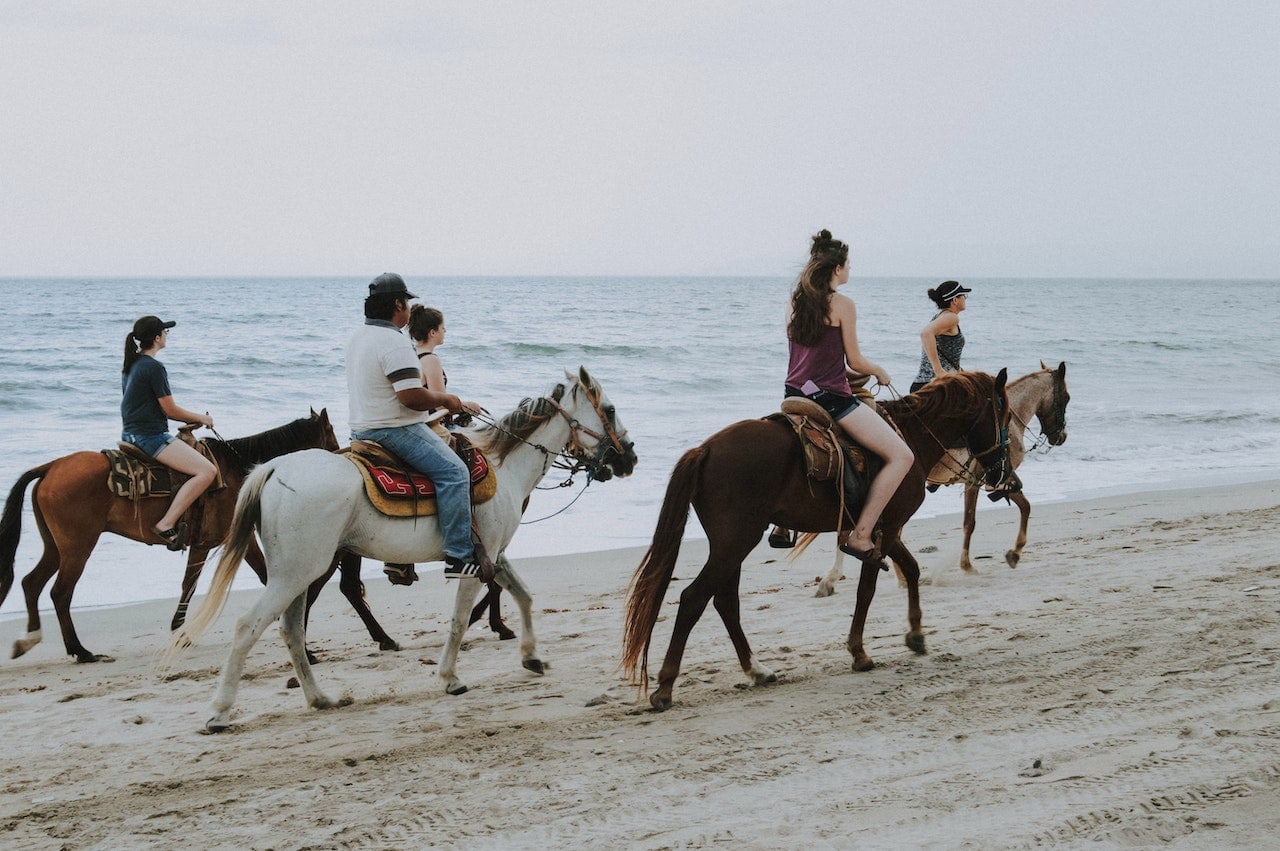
[784,385,860,421]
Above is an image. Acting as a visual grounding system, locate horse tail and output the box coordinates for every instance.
[621,445,704,691]
[0,463,53,604]
[164,464,272,661]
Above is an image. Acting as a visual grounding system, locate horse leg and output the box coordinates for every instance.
[845,558,884,672]
[883,534,926,655]
[46,537,109,663]
[13,554,58,659]
[492,553,539,671]
[206,578,313,732]
[815,548,844,597]
[439,577,487,695]
[171,544,213,632]
[278,591,339,711]
[960,485,979,573]
[711,566,775,687]
[334,550,400,651]
[651,565,723,711]
[470,581,515,640]
[1005,491,1031,568]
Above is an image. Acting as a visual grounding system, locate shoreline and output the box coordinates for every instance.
[1,477,1278,846]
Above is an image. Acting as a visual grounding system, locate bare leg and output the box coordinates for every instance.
[153,440,216,534]
[835,405,913,553]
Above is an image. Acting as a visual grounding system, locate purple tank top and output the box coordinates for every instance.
[786,325,851,395]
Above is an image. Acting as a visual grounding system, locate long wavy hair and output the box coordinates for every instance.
[787,229,849,347]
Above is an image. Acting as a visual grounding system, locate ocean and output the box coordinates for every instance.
[2,275,1278,617]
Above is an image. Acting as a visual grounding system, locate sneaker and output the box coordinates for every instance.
[443,555,484,579]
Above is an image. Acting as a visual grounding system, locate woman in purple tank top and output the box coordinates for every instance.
[772,230,914,563]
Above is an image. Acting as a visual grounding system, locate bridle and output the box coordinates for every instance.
[892,382,1013,490]
[1012,368,1068,451]
[545,379,632,479]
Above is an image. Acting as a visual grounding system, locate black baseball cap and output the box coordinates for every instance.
[132,315,176,340]
[368,272,417,299]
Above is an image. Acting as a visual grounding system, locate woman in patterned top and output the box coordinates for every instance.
[910,280,971,393]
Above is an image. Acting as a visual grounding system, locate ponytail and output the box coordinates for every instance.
[122,333,140,374]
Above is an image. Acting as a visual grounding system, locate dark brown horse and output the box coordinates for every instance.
[0,410,398,662]
[622,370,1012,710]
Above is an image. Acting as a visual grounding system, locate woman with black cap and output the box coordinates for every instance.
[910,280,972,393]
[121,315,216,550]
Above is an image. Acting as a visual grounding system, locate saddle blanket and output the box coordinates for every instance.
[346,447,497,518]
[102,441,225,500]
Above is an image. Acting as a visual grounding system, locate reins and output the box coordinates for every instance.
[883,380,1011,490]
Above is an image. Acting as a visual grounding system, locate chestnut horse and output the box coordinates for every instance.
[927,361,1069,573]
[623,370,1012,710]
[0,410,399,662]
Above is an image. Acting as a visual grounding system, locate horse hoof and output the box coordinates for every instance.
[1005,550,1021,568]
[379,639,402,651]
[76,653,115,663]
[752,671,778,686]
[649,694,673,712]
[814,583,835,598]
[305,651,319,665]
[906,634,927,655]
[523,658,545,675]
[205,718,231,734]
[11,641,30,659]
[446,683,469,696]
[497,629,516,641]
[851,656,875,672]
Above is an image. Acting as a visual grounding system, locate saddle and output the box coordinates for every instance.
[344,433,497,518]
[765,397,876,520]
[102,431,226,500]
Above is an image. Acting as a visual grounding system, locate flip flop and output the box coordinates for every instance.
[157,520,189,552]
[839,542,889,572]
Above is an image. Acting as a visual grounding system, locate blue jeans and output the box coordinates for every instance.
[351,422,474,561]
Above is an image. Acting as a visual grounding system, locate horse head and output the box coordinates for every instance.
[309,407,340,452]
[1036,361,1070,446]
[967,367,1019,491]
[556,366,637,482]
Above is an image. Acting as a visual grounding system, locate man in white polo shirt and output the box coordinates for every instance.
[346,273,489,581]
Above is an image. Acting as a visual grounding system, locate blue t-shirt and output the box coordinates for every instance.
[121,355,171,435]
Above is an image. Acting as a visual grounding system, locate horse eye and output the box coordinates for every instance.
[604,405,616,419]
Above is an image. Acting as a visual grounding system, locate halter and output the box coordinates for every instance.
[1011,368,1068,451]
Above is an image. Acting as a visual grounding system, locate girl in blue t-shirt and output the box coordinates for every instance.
[121,315,216,551]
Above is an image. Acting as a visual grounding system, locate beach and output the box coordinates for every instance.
[1,479,1277,849]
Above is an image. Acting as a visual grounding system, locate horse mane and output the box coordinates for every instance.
[472,382,569,463]
[881,371,994,426]
[204,415,322,477]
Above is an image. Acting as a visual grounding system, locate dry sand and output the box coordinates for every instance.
[1,480,1278,849]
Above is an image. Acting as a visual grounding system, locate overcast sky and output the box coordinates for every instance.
[2,1,1277,278]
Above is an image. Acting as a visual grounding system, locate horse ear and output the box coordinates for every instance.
[1056,361,1066,378]
[1040,360,1048,371]
[579,365,591,387]
[995,367,1008,391]
[564,368,576,385]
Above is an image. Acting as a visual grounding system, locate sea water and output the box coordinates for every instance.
[1,276,1277,615]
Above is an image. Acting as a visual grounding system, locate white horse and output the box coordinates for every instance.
[168,367,636,732]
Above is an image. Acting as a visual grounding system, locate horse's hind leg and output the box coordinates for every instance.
[14,554,58,659]
[278,592,338,711]
[712,566,775,686]
[960,485,979,573]
[207,580,311,732]
[651,564,726,710]
[45,535,108,663]
[1005,491,1031,568]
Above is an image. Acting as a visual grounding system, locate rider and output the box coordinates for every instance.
[345,273,489,582]
[910,280,972,393]
[121,315,216,551]
[781,230,914,563]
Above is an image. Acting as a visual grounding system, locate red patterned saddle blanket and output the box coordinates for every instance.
[344,437,497,518]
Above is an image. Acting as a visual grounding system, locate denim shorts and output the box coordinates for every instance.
[122,431,175,458]
[784,386,861,421]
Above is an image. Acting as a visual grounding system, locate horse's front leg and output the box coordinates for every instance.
[171,545,212,632]
[815,547,843,598]
[884,535,925,655]
[492,553,541,673]
[439,576,486,695]
[1005,491,1031,568]
[960,484,979,573]
[846,559,884,671]
[279,592,341,711]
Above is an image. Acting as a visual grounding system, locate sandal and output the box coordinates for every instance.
[157,521,189,552]
[767,527,796,549]
[839,541,889,572]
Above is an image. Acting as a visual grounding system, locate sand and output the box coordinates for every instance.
[1,479,1278,849]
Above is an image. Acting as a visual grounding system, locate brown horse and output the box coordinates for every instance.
[0,410,397,662]
[928,361,1069,573]
[622,370,1012,710]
